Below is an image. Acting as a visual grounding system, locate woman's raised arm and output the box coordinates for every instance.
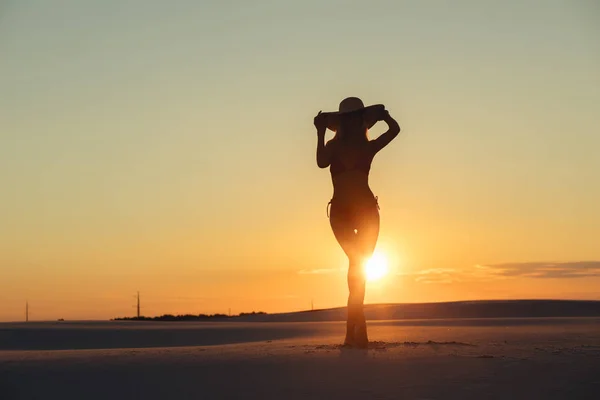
[371,110,401,154]
[315,111,332,168]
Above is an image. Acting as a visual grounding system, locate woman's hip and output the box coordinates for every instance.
[327,195,380,220]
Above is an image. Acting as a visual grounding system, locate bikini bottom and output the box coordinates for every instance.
[327,196,380,220]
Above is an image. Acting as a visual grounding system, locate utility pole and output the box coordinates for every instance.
[25,301,29,322]
[136,292,140,318]
[311,299,314,311]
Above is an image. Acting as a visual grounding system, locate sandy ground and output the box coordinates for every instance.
[1,318,599,399]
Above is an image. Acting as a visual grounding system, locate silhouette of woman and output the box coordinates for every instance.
[314,97,400,348]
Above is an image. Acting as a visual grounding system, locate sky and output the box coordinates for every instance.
[1,0,599,321]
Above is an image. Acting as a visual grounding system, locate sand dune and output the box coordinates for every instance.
[1,317,599,352]
[236,299,600,322]
[1,314,599,399]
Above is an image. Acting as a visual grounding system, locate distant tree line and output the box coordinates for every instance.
[111,311,267,321]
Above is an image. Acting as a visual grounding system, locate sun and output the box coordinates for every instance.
[364,252,389,282]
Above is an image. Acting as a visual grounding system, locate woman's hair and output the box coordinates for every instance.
[335,114,369,142]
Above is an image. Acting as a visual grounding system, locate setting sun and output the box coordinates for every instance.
[365,252,389,282]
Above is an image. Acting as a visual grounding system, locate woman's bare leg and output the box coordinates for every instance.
[329,205,359,345]
[353,205,380,347]
[330,202,380,348]
[347,259,367,347]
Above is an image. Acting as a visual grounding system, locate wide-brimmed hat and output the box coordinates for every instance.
[323,97,384,131]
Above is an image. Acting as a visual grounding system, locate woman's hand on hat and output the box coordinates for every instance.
[314,111,327,136]
[377,107,390,121]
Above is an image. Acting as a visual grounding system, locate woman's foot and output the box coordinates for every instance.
[343,324,368,348]
[354,323,369,349]
[344,320,356,346]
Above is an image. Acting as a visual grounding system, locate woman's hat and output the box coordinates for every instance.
[323,97,384,131]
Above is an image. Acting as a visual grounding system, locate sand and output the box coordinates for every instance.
[1,318,599,399]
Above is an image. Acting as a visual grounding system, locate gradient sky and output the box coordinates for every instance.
[1,0,599,321]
